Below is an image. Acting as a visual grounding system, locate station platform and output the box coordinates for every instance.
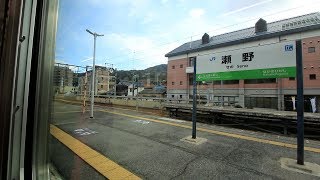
[165,103,320,121]
[165,103,320,135]
[50,101,320,179]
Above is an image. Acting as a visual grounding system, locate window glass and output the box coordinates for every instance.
[310,74,316,80]
[189,76,193,85]
[223,80,239,84]
[308,47,315,53]
[189,57,196,66]
[40,1,320,179]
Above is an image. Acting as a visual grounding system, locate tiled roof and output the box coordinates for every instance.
[165,12,320,57]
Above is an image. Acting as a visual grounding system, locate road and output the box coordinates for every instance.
[50,102,320,179]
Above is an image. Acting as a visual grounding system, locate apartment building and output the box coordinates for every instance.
[166,12,320,112]
[53,64,75,94]
[78,66,114,95]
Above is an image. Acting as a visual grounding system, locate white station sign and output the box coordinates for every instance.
[196,41,296,81]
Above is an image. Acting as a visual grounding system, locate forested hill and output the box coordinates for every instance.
[116,64,167,84]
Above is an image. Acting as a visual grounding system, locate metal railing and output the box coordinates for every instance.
[63,94,239,108]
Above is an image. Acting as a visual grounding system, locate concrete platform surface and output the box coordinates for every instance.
[50,102,320,179]
[180,136,208,145]
[280,158,320,177]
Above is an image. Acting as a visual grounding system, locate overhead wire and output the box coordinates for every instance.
[107,6,320,69]
[56,3,320,69]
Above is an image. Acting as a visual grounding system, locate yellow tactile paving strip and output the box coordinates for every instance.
[100,110,320,154]
[50,124,141,180]
[53,110,84,114]
[55,99,83,104]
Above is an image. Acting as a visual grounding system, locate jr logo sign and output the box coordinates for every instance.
[209,57,216,61]
[285,44,293,51]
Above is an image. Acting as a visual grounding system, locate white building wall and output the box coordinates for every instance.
[127,85,144,96]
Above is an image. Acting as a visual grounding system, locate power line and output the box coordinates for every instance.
[57,5,320,69]
[105,5,320,62]
[112,16,311,67]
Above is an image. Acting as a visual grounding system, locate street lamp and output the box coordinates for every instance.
[86,29,104,118]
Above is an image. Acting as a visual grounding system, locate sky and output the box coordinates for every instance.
[55,0,320,70]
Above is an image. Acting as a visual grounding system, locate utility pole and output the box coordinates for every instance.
[132,75,135,97]
[114,73,117,98]
[146,73,150,87]
[156,72,158,85]
[157,72,160,85]
[86,29,104,118]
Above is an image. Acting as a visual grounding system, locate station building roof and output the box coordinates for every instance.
[165,12,320,58]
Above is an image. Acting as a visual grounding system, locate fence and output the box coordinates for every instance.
[55,93,239,110]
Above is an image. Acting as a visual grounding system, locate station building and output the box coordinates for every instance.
[165,12,320,112]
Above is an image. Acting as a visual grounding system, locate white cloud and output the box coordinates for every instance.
[189,8,205,18]
[92,0,105,4]
[69,66,79,71]
[167,13,220,40]
[103,33,181,70]
[81,57,93,62]
[161,0,169,4]
[128,0,148,17]
[141,12,154,24]
[221,0,273,17]
[227,0,320,27]
[105,33,153,52]
[261,1,320,22]
[132,42,181,68]
[55,59,67,64]
[104,0,320,70]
